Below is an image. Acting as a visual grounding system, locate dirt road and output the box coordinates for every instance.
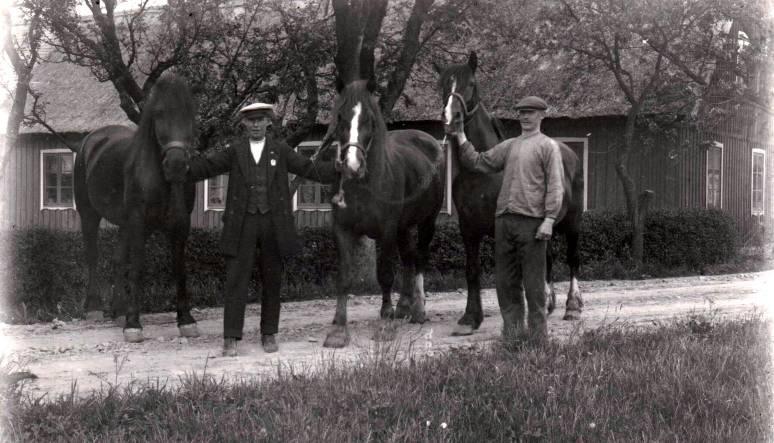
[2,271,772,398]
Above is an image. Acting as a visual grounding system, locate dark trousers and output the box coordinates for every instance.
[223,211,283,340]
[494,214,548,338]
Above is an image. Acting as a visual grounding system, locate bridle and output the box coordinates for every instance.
[161,140,190,162]
[445,89,480,125]
[335,137,372,175]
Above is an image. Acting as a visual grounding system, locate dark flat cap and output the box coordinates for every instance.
[514,96,548,111]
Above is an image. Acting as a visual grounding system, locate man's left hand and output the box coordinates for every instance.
[536,218,554,240]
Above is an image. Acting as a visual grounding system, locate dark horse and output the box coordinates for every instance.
[75,73,199,343]
[436,52,584,335]
[323,78,445,348]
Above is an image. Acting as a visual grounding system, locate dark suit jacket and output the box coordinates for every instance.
[189,135,336,257]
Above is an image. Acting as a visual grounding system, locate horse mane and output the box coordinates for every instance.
[333,80,394,193]
[133,73,195,154]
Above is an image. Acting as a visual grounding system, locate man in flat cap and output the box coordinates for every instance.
[189,102,336,356]
[447,95,563,342]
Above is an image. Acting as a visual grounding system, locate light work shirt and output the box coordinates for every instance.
[457,132,564,219]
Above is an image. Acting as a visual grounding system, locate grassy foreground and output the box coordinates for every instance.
[2,314,772,442]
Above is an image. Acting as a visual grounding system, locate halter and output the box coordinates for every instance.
[336,139,371,173]
[446,91,480,124]
[161,141,190,162]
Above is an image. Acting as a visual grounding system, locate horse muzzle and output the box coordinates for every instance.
[161,141,190,183]
[341,142,367,179]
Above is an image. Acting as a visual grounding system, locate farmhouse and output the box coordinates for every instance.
[3,30,772,241]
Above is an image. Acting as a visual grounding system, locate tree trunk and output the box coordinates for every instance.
[379,0,434,115]
[616,106,654,268]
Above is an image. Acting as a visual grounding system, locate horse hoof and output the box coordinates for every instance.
[451,323,475,336]
[372,322,397,342]
[394,304,411,319]
[409,311,427,324]
[323,325,350,348]
[124,328,144,343]
[380,304,395,319]
[178,323,200,338]
[85,310,104,322]
[563,310,582,321]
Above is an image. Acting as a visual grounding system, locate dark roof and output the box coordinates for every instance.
[20,49,699,134]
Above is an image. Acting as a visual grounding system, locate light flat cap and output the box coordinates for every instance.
[238,102,274,114]
[514,96,548,111]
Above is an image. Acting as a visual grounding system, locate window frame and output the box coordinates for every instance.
[705,142,724,210]
[204,173,229,212]
[751,148,766,216]
[554,137,589,211]
[292,141,334,211]
[39,148,76,210]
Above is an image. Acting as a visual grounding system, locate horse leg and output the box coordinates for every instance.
[376,239,397,319]
[545,242,557,316]
[324,225,357,348]
[563,223,584,321]
[80,209,104,321]
[396,228,426,324]
[168,227,199,338]
[110,227,130,324]
[411,218,436,323]
[453,230,484,336]
[123,216,146,343]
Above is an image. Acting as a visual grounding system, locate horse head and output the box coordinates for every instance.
[436,51,481,132]
[140,73,196,184]
[331,76,383,180]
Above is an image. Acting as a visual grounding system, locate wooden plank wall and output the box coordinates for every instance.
[8,112,773,238]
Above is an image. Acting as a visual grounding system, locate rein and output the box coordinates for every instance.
[446,91,480,125]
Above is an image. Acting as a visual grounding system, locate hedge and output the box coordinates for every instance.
[0,208,739,323]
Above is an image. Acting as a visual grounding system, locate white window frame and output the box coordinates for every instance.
[705,141,724,210]
[752,148,766,216]
[554,137,589,211]
[204,174,228,212]
[439,138,453,215]
[40,148,76,210]
[292,141,333,212]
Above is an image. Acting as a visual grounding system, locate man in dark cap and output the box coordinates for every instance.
[189,102,336,356]
[447,95,563,342]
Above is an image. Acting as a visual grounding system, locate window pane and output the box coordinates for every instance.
[299,183,315,204]
[61,154,74,174]
[60,188,73,204]
[45,155,59,174]
[46,188,58,204]
[320,184,333,204]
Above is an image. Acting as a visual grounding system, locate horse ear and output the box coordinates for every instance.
[432,60,443,74]
[468,51,478,72]
[366,76,377,93]
[335,76,345,93]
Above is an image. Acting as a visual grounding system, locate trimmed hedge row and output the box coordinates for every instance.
[0,209,738,323]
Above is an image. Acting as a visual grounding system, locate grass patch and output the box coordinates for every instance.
[2,314,771,442]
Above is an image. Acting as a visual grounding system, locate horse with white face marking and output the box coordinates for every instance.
[436,52,585,336]
[323,78,445,348]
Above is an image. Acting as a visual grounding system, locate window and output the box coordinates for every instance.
[204,174,229,211]
[293,142,333,210]
[706,142,723,209]
[752,148,766,215]
[555,137,589,211]
[40,149,75,209]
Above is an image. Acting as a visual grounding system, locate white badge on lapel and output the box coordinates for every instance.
[270,159,276,166]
